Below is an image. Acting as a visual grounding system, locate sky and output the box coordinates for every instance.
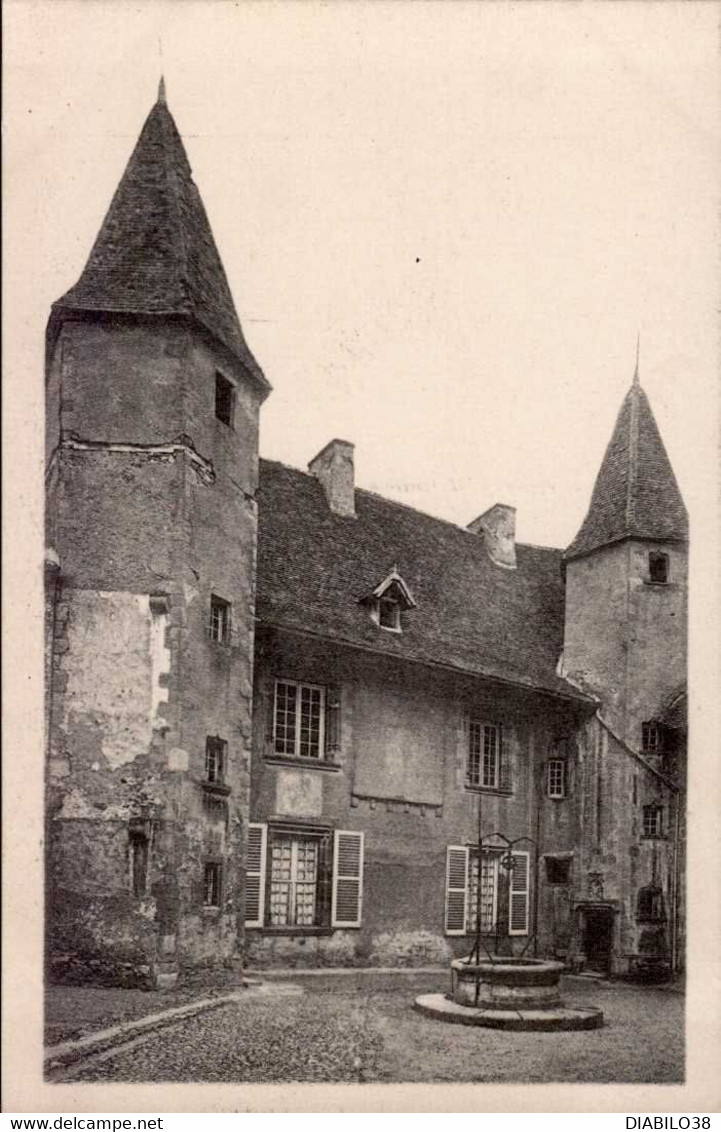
[5,0,719,548]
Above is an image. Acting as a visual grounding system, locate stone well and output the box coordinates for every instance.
[451,956,565,1009]
[415,955,604,1031]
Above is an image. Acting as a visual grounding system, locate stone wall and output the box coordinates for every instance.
[45,313,262,987]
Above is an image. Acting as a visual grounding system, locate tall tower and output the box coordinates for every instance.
[562,368,688,976]
[563,368,688,742]
[45,82,270,988]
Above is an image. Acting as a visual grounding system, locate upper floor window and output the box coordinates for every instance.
[467,721,503,789]
[547,758,566,799]
[642,804,664,839]
[274,680,326,760]
[215,372,235,427]
[648,551,669,585]
[205,736,227,784]
[641,721,662,754]
[209,595,231,643]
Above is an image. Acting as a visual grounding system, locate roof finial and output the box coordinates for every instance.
[157,75,167,105]
[633,331,640,386]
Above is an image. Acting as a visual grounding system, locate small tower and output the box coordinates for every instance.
[45,82,270,987]
[562,364,688,977]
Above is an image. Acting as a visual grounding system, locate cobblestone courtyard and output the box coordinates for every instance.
[48,974,684,1085]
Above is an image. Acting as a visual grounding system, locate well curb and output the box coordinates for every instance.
[414,992,604,1031]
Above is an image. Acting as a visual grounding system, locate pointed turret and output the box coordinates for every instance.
[53,86,267,390]
[565,376,688,561]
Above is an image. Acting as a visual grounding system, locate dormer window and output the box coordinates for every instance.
[363,566,417,635]
[378,597,401,632]
[648,551,669,585]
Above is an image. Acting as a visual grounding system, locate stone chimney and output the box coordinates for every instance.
[308,439,356,518]
[468,503,517,569]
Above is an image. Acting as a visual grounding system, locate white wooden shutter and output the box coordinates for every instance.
[244,823,267,927]
[509,850,530,935]
[332,830,364,927]
[445,845,469,935]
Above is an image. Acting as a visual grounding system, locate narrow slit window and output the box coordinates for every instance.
[130,835,148,898]
[209,595,231,643]
[205,736,227,783]
[203,861,222,907]
[215,372,235,427]
[547,759,566,799]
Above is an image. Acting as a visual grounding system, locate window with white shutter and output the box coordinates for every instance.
[508,850,530,935]
[331,830,364,927]
[445,845,469,935]
[244,823,267,927]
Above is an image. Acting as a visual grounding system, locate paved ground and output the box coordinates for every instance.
[45,985,231,1046]
[48,974,684,1085]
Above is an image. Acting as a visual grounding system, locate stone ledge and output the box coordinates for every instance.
[414,992,604,1031]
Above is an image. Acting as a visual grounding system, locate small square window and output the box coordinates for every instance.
[648,551,669,585]
[378,598,401,632]
[545,856,571,885]
[203,861,222,907]
[547,759,566,799]
[642,804,664,839]
[205,736,227,783]
[209,595,231,643]
[215,373,235,427]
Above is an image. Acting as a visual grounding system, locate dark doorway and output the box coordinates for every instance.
[582,907,614,973]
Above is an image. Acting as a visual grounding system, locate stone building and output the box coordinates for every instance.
[45,86,688,988]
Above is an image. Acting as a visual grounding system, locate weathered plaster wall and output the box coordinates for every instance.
[248,628,586,968]
[46,314,262,987]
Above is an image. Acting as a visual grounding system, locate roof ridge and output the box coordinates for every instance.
[258,458,562,552]
[157,101,189,308]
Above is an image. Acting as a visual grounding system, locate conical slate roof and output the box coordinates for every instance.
[54,83,267,388]
[565,375,688,560]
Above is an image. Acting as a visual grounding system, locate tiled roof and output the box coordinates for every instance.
[256,459,587,701]
[566,378,688,560]
[53,88,267,388]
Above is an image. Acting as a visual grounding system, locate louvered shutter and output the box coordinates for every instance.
[499,728,513,791]
[244,823,267,927]
[509,850,530,935]
[445,845,469,935]
[331,830,364,927]
[324,685,341,758]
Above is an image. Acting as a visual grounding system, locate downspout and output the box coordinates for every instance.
[671,796,681,975]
